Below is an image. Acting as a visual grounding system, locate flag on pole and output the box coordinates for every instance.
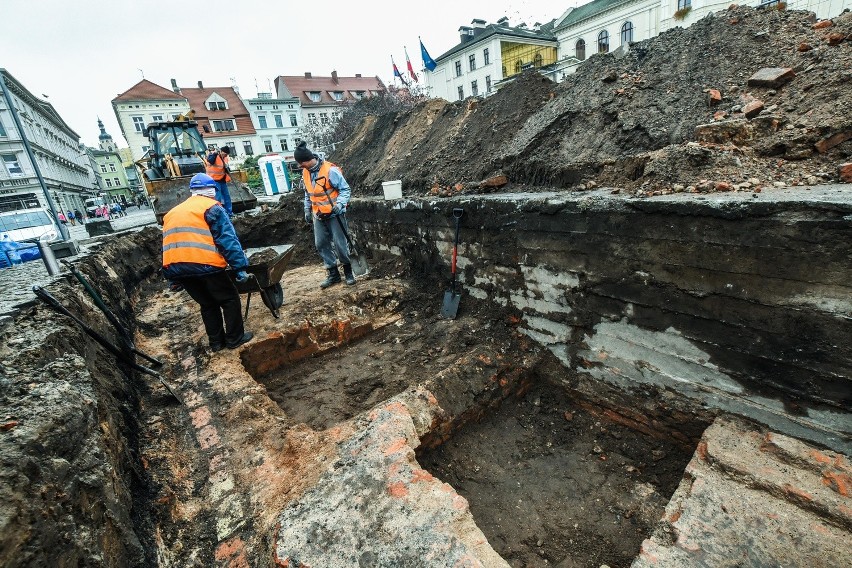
[420,37,437,71]
[404,46,419,82]
[392,56,409,87]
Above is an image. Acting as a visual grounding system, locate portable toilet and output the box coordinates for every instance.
[258,154,291,196]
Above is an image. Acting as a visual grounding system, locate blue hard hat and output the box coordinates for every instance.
[189,173,217,189]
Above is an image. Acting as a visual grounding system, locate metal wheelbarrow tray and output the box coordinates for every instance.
[232,244,295,318]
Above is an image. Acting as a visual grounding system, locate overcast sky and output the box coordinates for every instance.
[1,0,573,148]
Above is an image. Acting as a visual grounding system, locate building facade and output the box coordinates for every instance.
[0,68,92,217]
[424,18,558,102]
[111,79,191,161]
[179,81,258,163]
[274,72,387,151]
[245,92,303,161]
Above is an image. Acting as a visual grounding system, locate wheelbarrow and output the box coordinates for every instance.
[231,244,295,320]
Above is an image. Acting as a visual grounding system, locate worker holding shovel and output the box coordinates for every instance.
[295,141,357,288]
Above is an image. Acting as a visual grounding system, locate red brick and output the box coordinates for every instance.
[838,163,852,182]
[822,471,851,496]
[479,175,508,188]
[812,20,834,29]
[743,100,764,119]
[827,33,846,46]
[707,89,722,104]
[797,42,812,52]
[815,131,852,153]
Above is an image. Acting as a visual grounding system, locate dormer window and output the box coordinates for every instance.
[205,94,228,111]
[332,91,344,101]
[309,91,322,102]
[354,90,366,100]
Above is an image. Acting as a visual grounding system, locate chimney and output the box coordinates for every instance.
[170,78,180,93]
[356,73,362,78]
[459,26,474,43]
[331,70,339,84]
[305,72,312,79]
[197,80,204,89]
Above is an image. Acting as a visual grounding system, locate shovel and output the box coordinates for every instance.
[441,208,465,319]
[316,176,370,277]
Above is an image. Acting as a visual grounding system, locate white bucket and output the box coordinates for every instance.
[381,180,402,200]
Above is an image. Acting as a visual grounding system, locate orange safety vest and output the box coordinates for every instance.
[206,153,231,182]
[304,161,341,215]
[162,195,227,268]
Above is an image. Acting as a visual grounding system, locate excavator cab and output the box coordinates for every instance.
[143,121,207,180]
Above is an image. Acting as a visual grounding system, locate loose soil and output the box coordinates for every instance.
[418,379,694,568]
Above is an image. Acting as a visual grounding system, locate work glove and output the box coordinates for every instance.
[235,271,249,283]
[332,203,346,215]
[304,211,312,224]
[168,281,184,292]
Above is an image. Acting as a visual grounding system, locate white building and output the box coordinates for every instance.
[0,68,92,216]
[244,92,303,161]
[424,18,559,102]
[111,79,191,161]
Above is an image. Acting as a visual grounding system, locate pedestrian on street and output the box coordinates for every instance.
[206,146,233,217]
[67,210,76,226]
[162,173,253,351]
[295,141,356,288]
[74,209,84,225]
[58,212,67,226]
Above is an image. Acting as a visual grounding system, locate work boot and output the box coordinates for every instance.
[320,266,342,289]
[226,332,253,350]
[342,264,356,286]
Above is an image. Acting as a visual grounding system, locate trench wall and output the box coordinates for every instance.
[353,188,852,454]
[0,227,162,566]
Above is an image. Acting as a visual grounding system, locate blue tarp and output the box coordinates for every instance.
[0,234,41,267]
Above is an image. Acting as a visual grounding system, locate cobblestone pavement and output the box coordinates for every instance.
[0,207,158,319]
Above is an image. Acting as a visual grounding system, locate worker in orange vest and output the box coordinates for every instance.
[162,173,252,351]
[206,146,233,217]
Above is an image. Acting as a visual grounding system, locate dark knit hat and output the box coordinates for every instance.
[220,146,231,155]
[293,142,315,163]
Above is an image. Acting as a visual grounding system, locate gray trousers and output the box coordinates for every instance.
[313,213,351,269]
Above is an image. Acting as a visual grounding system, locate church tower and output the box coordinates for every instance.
[97,118,116,153]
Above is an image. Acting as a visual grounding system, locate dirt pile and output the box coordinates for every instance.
[333,6,852,197]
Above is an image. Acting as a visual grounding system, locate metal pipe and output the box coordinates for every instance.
[36,240,60,275]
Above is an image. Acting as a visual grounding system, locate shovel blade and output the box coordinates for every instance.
[441,289,461,319]
[350,253,370,277]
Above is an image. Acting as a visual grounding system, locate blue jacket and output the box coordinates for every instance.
[162,201,248,280]
[303,158,351,218]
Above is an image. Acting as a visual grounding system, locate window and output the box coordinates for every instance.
[207,103,217,111]
[308,113,317,124]
[457,85,464,101]
[514,61,522,73]
[212,119,235,131]
[243,141,254,155]
[576,39,586,61]
[485,75,492,93]
[281,139,289,151]
[152,114,164,122]
[469,54,476,71]
[264,139,273,152]
[483,48,490,65]
[100,164,108,173]
[621,21,634,45]
[132,116,145,132]
[534,53,543,68]
[455,61,462,77]
[258,115,267,129]
[319,113,329,125]
[0,119,6,137]
[289,114,298,127]
[274,115,283,128]
[105,178,113,188]
[598,30,609,54]
[217,102,226,110]
[2,154,23,176]
[113,177,120,186]
[471,80,478,97]
[226,142,236,154]
[332,91,344,101]
[354,90,366,100]
[109,163,116,172]
[678,0,691,9]
[309,92,321,102]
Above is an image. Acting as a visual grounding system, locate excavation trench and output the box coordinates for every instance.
[242,277,706,568]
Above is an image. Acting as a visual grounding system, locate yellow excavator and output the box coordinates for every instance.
[136,114,256,224]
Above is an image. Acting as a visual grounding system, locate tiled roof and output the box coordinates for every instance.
[275,74,387,106]
[434,20,557,62]
[554,0,634,30]
[181,86,257,138]
[112,79,186,102]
